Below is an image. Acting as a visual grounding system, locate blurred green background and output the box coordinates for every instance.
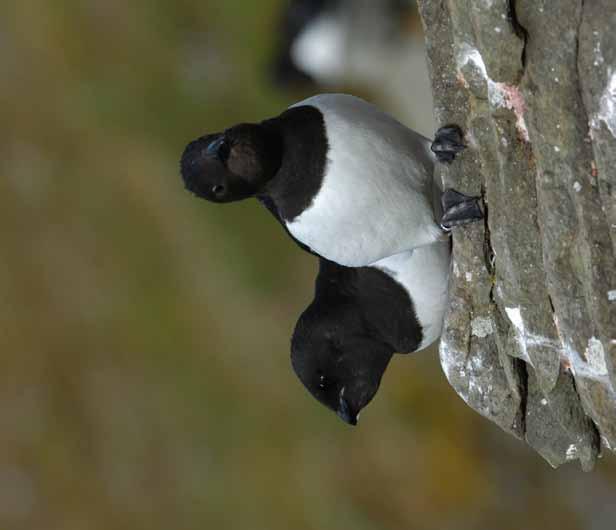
[1,2,615,529]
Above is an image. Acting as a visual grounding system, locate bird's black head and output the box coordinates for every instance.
[180,123,282,203]
[291,305,393,426]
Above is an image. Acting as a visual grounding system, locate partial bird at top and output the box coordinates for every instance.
[180,93,482,267]
[271,0,433,131]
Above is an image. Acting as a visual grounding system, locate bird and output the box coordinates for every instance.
[271,0,337,87]
[272,0,416,87]
[270,0,435,131]
[291,238,451,425]
[180,93,482,267]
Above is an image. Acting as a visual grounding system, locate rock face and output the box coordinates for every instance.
[417,0,616,469]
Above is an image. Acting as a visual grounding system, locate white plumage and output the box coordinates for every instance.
[373,240,451,351]
[286,94,444,267]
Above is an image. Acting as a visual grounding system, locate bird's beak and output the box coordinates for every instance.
[337,390,358,426]
[205,135,225,157]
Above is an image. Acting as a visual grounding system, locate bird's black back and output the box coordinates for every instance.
[311,259,423,354]
[261,105,329,222]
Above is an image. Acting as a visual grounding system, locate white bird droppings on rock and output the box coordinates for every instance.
[506,307,560,366]
[471,355,484,370]
[456,43,488,80]
[585,337,608,377]
[573,181,582,192]
[594,39,604,67]
[591,67,616,137]
[608,290,616,301]
[455,43,529,141]
[505,307,524,332]
[491,83,530,141]
[558,337,611,384]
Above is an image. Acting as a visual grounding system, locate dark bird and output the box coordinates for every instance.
[291,239,451,425]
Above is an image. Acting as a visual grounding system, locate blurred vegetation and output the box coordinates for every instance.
[1,2,615,530]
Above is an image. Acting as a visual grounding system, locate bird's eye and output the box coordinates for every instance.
[318,373,327,389]
[212,184,225,196]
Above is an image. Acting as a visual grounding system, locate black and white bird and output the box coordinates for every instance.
[271,0,434,131]
[272,0,415,87]
[180,93,481,267]
[291,239,451,425]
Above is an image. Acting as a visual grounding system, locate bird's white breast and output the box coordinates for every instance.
[373,240,451,350]
[286,94,442,267]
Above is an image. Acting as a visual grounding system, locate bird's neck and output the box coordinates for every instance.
[259,105,329,222]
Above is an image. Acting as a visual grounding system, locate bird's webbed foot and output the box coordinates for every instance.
[431,125,466,163]
[439,189,484,230]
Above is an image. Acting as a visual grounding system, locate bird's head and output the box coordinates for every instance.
[291,304,393,425]
[180,123,282,203]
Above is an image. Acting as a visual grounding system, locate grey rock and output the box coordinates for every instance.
[418,0,616,469]
[525,367,600,472]
[578,0,616,396]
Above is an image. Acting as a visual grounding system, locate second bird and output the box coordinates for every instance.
[291,239,451,425]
